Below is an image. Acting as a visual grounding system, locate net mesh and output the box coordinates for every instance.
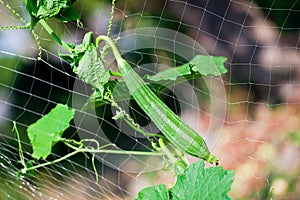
[0,0,300,199]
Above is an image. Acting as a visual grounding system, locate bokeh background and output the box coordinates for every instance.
[1,0,300,199]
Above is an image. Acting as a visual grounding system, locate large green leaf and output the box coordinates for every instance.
[136,160,234,200]
[136,184,170,200]
[170,161,234,200]
[27,104,75,159]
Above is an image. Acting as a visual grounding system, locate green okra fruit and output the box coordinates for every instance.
[96,35,219,165]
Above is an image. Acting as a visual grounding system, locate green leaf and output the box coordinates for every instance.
[145,55,227,82]
[60,32,110,99]
[16,160,36,178]
[76,44,110,98]
[136,160,234,200]
[26,0,79,29]
[190,55,227,76]
[170,160,234,200]
[135,184,170,200]
[145,64,191,81]
[59,32,94,68]
[55,5,81,22]
[27,104,75,160]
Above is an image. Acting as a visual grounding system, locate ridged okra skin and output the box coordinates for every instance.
[117,59,218,165]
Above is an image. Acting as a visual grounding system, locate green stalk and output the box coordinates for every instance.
[110,70,123,77]
[12,122,26,168]
[158,138,177,164]
[123,118,163,138]
[24,147,81,172]
[39,19,73,53]
[24,147,163,172]
[96,35,122,60]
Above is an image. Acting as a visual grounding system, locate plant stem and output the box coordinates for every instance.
[23,139,162,182]
[25,137,162,172]
[123,118,162,138]
[12,122,25,168]
[110,70,122,77]
[96,35,122,61]
[24,147,163,172]
[25,148,81,172]
[1,0,27,23]
[107,0,116,38]
[158,138,177,164]
[88,148,163,155]
[39,19,73,53]
[63,139,162,156]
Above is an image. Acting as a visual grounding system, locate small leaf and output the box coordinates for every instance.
[170,160,234,200]
[145,55,227,82]
[135,184,170,200]
[27,104,75,160]
[76,44,110,99]
[190,55,227,76]
[56,5,81,22]
[26,0,80,29]
[60,32,110,99]
[16,160,36,179]
[145,64,191,81]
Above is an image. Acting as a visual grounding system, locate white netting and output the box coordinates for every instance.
[0,0,300,199]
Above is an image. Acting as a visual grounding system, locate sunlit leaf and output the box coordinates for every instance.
[60,32,110,99]
[27,104,75,159]
[136,160,234,200]
[190,55,227,76]
[76,44,110,99]
[145,55,227,82]
[145,64,191,81]
[170,160,234,200]
[136,184,169,200]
